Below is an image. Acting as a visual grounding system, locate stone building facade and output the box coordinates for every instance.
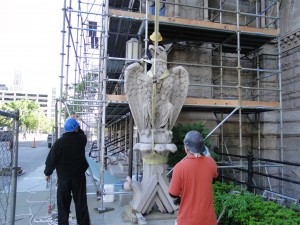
[279,0,300,199]
[165,0,300,200]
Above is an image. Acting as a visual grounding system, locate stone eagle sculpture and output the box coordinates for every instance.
[124,44,189,135]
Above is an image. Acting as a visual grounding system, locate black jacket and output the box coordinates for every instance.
[44,129,89,179]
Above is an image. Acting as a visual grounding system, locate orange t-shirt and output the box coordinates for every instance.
[168,156,218,225]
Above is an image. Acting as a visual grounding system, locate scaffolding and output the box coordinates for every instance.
[57,0,300,207]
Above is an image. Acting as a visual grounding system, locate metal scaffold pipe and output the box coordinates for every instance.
[96,0,114,213]
[63,99,106,103]
[58,0,68,137]
[167,106,241,176]
[276,0,284,195]
[66,8,105,16]
[235,0,244,186]
[8,111,19,225]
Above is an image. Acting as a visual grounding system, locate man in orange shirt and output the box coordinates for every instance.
[168,130,218,225]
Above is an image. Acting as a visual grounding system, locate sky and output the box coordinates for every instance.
[0,0,62,93]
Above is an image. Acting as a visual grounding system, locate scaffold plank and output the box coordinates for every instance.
[109,9,279,37]
[106,95,279,110]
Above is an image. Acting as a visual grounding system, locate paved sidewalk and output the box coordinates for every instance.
[15,162,177,225]
[15,190,177,225]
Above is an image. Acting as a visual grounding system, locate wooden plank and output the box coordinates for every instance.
[184,98,280,108]
[107,94,127,102]
[109,9,145,20]
[107,95,280,109]
[184,98,239,107]
[109,9,279,36]
[155,15,279,36]
[240,100,280,108]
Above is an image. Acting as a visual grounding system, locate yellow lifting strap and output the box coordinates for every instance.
[150,0,161,152]
[142,151,169,164]
[147,70,170,80]
[151,82,156,149]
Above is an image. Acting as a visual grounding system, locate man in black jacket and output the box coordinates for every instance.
[44,118,90,225]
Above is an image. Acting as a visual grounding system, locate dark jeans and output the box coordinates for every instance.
[57,175,90,225]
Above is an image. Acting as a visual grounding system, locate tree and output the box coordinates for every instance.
[0,100,53,133]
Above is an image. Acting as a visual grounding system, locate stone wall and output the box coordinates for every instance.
[165,0,205,20]
[168,41,279,158]
[168,43,212,98]
[167,0,300,200]
[140,0,300,200]
[280,29,300,199]
[208,0,257,26]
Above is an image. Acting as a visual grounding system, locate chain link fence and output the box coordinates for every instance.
[0,110,19,225]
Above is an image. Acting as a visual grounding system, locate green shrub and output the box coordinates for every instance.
[213,181,300,225]
[168,123,211,167]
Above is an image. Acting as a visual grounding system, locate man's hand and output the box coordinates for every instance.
[169,193,181,205]
[45,175,50,182]
[173,196,181,206]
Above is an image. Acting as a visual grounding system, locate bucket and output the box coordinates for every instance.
[103,184,114,202]
[132,174,142,182]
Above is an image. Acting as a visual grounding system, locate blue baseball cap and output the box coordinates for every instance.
[183,130,205,155]
[64,118,80,132]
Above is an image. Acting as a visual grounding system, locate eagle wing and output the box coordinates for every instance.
[169,66,189,130]
[124,62,148,133]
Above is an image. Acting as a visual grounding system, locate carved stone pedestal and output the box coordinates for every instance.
[125,130,178,214]
[130,162,178,214]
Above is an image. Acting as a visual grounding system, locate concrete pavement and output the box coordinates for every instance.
[15,167,177,225]
[14,135,177,225]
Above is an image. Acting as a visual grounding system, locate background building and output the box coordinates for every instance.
[0,69,56,119]
[0,87,56,119]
